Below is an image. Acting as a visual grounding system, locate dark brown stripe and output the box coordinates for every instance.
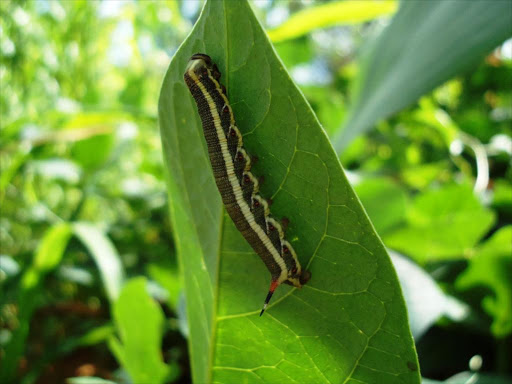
[184,67,284,280]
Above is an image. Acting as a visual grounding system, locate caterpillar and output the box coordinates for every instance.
[184,53,311,316]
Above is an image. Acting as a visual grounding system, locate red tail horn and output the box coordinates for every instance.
[260,280,279,316]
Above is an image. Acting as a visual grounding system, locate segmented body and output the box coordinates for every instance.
[184,53,310,315]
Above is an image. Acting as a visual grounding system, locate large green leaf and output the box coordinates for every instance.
[158,1,419,383]
[334,0,512,152]
[267,0,397,43]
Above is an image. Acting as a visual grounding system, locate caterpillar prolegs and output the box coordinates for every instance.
[184,53,311,316]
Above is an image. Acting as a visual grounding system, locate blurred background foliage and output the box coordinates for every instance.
[0,0,511,383]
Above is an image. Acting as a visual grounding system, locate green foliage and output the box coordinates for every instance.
[456,227,512,338]
[1,0,511,383]
[0,221,128,383]
[159,1,420,383]
[492,180,512,217]
[73,223,125,301]
[267,0,397,42]
[0,223,72,383]
[1,1,180,382]
[384,183,495,263]
[66,113,118,170]
[335,0,512,151]
[354,178,408,235]
[109,277,174,384]
[30,224,73,276]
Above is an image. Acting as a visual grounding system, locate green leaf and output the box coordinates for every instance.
[0,223,72,384]
[66,112,119,170]
[0,148,30,202]
[73,222,125,301]
[108,277,171,384]
[384,183,495,264]
[267,0,397,43]
[354,178,408,236]
[158,1,420,383]
[401,161,450,190]
[31,224,72,275]
[492,179,512,217]
[456,226,512,337]
[335,0,512,152]
[301,85,347,137]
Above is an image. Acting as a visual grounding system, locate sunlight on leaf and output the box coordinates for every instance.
[267,0,397,43]
[31,224,72,276]
[73,222,125,301]
[67,378,116,384]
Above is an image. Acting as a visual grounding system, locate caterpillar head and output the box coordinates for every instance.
[187,53,221,81]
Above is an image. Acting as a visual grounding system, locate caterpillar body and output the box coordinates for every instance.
[184,53,311,315]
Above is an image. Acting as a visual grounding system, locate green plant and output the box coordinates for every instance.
[158,1,420,383]
[1,0,510,382]
[334,0,512,151]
